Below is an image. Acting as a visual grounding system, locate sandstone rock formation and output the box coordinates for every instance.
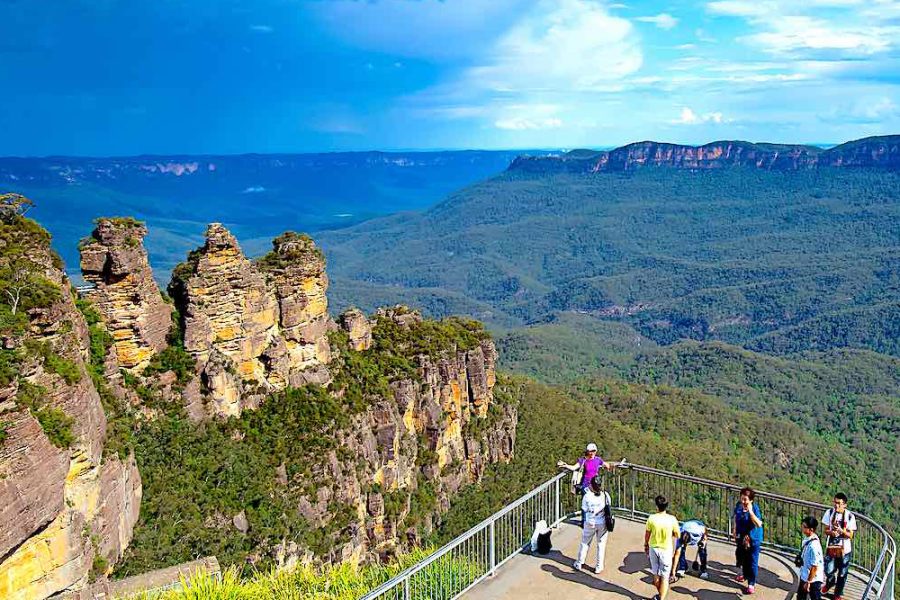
[295,308,515,561]
[80,218,172,372]
[169,224,333,418]
[338,307,372,351]
[2,215,518,597]
[0,216,142,599]
[508,134,900,174]
[258,232,332,367]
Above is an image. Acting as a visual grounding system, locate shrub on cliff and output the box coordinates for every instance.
[133,547,477,600]
[15,380,76,448]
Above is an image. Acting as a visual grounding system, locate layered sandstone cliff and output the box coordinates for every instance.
[0,215,141,600]
[3,213,518,598]
[284,308,515,563]
[167,224,332,418]
[508,134,900,174]
[79,218,172,372]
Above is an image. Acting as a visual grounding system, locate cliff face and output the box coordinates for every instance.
[80,218,172,372]
[508,135,900,174]
[287,309,515,563]
[0,215,141,600]
[168,224,332,418]
[3,212,518,596]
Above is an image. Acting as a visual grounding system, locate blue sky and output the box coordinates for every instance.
[2,0,899,155]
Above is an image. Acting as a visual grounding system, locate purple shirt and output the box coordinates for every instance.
[578,456,604,488]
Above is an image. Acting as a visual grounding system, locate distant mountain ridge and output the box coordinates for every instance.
[0,150,528,280]
[509,135,900,173]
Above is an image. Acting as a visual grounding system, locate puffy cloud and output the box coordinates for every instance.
[672,107,725,125]
[706,0,900,57]
[462,0,642,92]
[636,13,679,30]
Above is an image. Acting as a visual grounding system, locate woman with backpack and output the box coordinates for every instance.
[573,475,614,575]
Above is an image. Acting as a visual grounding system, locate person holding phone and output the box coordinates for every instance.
[733,487,764,595]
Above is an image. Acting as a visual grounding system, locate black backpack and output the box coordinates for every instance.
[604,492,616,532]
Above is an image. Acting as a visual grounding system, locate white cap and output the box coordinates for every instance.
[586,443,598,452]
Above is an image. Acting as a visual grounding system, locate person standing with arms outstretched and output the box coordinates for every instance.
[734,487,764,595]
[822,492,857,600]
[573,475,612,575]
[557,442,611,524]
[645,495,680,600]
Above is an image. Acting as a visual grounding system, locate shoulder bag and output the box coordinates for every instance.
[603,491,616,532]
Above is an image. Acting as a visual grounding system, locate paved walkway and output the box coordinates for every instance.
[465,518,866,600]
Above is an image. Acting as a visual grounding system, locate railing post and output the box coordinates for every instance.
[554,477,560,525]
[403,577,410,600]
[630,467,636,519]
[726,488,733,539]
[489,519,496,576]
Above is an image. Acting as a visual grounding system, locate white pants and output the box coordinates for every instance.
[576,522,608,571]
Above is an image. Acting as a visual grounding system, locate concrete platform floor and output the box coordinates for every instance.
[464,518,867,600]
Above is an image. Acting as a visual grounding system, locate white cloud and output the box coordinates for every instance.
[249,25,273,33]
[462,0,642,92]
[706,1,900,56]
[494,117,563,130]
[672,107,726,125]
[636,13,679,30]
[819,96,899,123]
[243,186,266,193]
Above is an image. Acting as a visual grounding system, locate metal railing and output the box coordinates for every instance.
[360,463,896,600]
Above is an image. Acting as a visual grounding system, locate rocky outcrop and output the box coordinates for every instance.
[169,224,333,418]
[339,308,372,351]
[80,218,172,372]
[294,309,516,561]
[0,405,69,560]
[258,232,332,368]
[508,135,900,174]
[0,215,142,599]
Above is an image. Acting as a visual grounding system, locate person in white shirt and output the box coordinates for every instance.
[797,516,825,600]
[573,475,612,575]
[671,519,709,580]
[821,492,857,600]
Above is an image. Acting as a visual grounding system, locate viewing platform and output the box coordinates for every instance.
[362,464,896,600]
[465,517,864,600]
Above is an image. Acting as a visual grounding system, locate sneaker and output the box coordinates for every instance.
[573,561,582,571]
[593,566,603,574]
[834,596,843,600]
[736,575,746,583]
[700,572,709,580]
[745,585,755,595]
[822,584,830,595]
[676,569,686,577]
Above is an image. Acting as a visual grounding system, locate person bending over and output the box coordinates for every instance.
[671,519,709,581]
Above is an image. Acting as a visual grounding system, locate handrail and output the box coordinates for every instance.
[360,471,571,600]
[360,464,896,600]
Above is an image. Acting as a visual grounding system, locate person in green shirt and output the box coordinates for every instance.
[645,495,680,600]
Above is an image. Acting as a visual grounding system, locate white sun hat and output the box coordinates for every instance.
[586,442,598,452]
